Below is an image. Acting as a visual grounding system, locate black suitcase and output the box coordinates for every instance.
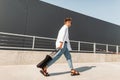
[36,49,59,68]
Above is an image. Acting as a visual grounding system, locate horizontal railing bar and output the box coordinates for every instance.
[0,46,32,50]
[35,36,56,40]
[33,48,55,51]
[70,40,79,43]
[0,32,33,38]
[80,41,94,44]
[79,50,94,52]
[96,43,107,46]
[0,46,55,51]
[107,44,117,47]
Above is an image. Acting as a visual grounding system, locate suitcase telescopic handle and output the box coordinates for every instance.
[50,48,61,58]
[52,48,61,52]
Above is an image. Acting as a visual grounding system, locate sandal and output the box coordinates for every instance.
[71,69,80,76]
[40,68,49,76]
[40,70,49,76]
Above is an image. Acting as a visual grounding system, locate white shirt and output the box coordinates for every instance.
[56,25,72,51]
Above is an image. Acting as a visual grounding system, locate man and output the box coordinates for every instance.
[40,18,80,76]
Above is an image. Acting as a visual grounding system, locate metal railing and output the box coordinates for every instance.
[0,31,119,54]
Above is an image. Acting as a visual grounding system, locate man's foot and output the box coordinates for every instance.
[71,69,80,76]
[40,70,49,76]
[40,67,49,77]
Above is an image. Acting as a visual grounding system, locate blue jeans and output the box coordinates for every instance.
[47,43,73,69]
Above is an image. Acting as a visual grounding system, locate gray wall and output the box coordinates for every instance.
[0,0,120,45]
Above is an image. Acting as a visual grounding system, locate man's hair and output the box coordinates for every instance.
[64,17,72,23]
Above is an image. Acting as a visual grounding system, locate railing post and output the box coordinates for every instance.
[78,41,80,52]
[106,44,108,53]
[93,43,96,53]
[32,36,35,50]
[116,45,119,54]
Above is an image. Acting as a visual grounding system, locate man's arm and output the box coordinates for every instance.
[57,27,67,49]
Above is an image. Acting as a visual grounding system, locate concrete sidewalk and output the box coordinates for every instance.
[0,62,120,80]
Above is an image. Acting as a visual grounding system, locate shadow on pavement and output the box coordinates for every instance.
[75,66,96,72]
[50,66,96,76]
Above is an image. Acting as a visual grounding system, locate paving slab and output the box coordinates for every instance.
[0,62,120,80]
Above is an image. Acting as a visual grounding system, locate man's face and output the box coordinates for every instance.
[66,21,72,27]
